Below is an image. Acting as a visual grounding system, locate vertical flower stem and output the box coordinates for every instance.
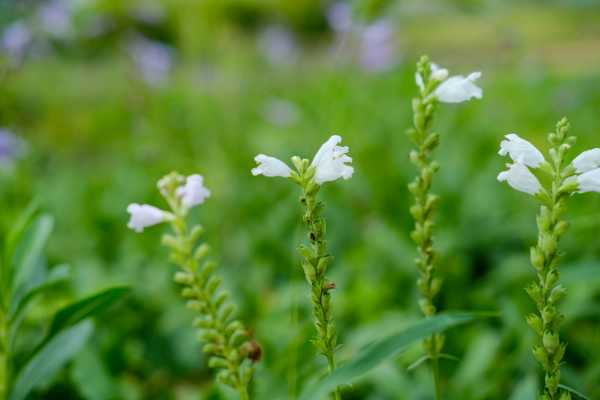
[408,56,444,400]
[293,160,341,400]
[527,119,574,400]
[0,309,8,400]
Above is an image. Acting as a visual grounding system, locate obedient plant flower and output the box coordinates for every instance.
[311,135,354,184]
[496,118,599,399]
[572,148,600,173]
[252,134,352,400]
[176,174,211,208]
[415,62,482,104]
[126,204,171,232]
[127,172,258,399]
[251,154,292,178]
[498,133,545,168]
[497,163,542,195]
[576,168,600,193]
[251,135,353,184]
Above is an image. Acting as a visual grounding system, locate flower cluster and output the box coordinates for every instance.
[497,132,600,196]
[252,135,353,400]
[415,62,482,104]
[127,173,257,400]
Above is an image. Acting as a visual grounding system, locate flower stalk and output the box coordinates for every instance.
[0,309,8,400]
[407,55,445,399]
[525,119,574,400]
[128,172,259,399]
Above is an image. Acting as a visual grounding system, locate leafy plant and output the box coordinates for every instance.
[0,204,129,400]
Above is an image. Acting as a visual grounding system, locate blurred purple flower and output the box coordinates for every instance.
[0,129,26,169]
[132,4,166,25]
[38,0,73,38]
[2,21,32,61]
[258,26,298,66]
[359,20,397,72]
[262,98,300,127]
[129,37,174,85]
[327,2,353,33]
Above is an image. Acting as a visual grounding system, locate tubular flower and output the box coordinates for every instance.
[572,148,600,173]
[311,135,354,184]
[499,133,545,168]
[576,168,600,193]
[434,71,482,103]
[176,174,211,208]
[251,154,292,178]
[127,204,170,232]
[497,163,542,196]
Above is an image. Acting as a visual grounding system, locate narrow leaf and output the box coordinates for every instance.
[558,384,590,400]
[46,286,130,340]
[8,320,93,400]
[299,312,486,400]
[12,214,54,292]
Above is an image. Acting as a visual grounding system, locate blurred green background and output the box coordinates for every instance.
[1,0,600,399]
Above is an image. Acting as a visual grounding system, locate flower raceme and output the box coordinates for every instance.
[416,63,482,104]
[127,173,210,232]
[251,134,354,184]
[497,132,600,195]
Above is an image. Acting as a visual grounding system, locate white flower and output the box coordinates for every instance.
[176,174,211,208]
[498,133,545,168]
[251,154,292,178]
[311,135,354,184]
[576,168,600,193]
[127,204,168,232]
[416,63,449,91]
[497,163,542,196]
[434,71,482,103]
[572,148,600,173]
[431,63,449,81]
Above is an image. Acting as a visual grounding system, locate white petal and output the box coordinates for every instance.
[415,72,424,90]
[434,71,482,103]
[498,133,545,168]
[576,168,600,193]
[176,174,211,208]
[251,154,292,178]
[572,148,600,173]
[127,203,166,232]
[497,163,542,196]
[430,63,449,81]
[311,135,354,184]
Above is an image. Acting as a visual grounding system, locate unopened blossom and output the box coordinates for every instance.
[572,148,600,173]
[499,133,545,168]
[576,168,600,193]
[434,71,482,103]
[251,154,292,178]
[127,204,169,232]
[176,174,211,208]
[497,163,542,196]
[416,63,449,91]
[311,135,354,184]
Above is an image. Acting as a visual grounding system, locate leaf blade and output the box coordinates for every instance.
[299,312,487,400]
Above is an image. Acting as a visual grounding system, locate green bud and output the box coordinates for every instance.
[174,271,194,285]
[218,304,236,322]
[542,305,556,325]
[203,343,220,354]
[193,317,213,329]
[530,247,545,270]
[206,275,222,296]
[533,345,549,369]
[181,288,195,298]
[526,314,543,336]
[553,220,569,236]
[543,331,559,354]
[541,234,557,257]
[208,356,229,369]
[193,243,210,261]
[526,283,542,305]
[549,284,567,304]
[186,300,204,312]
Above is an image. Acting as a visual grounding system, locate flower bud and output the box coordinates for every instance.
[533,345,549,369]
[526,313,543,336]
[530,247,545,270]
[543,331,559,354]
[174,271,194,285]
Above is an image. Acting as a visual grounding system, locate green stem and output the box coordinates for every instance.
[432,355,441,400]
[0,309,8,400]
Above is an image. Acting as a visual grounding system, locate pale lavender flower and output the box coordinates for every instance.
[359,20,397,72]
[2,22,32,61]
[258,25,298,66]
[127,204,170,232]
[262,98,300,127]
[176,174,211,209]
[129,37,174,85]
[38,0,73,38]
[327,2,353,33]
[0,129,26,169]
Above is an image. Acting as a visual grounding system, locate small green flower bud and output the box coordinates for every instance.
[203,343,220,354]
[549,284,567,304]
[543,331,559,354]
[193,243,210,261]
[533,345,549,369]
[186,300,204,312]
[542,305,556,325]
[181,288,195,298]
[553,220,569,236]
[526,314,543,336]
[541,234,557,257]
[206,275,222,296]
[218,304,236,323]
[530,247,545,270]
[174,271,194,285]
[208,356,229,369]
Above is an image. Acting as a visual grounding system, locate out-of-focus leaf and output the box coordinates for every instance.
[12,214,54,293]
[46,286,130,340]
[71,346,120,400]
[558,384,590,400]
[299,312,487,400]
[8,320,94,400]
[509,376,537,400]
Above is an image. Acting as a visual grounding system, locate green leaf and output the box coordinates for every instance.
[8,320,94,400]
[46,286,130,340]
[558,384,590,400]
[12,214,54,294]
[71,346,120,400]
[299,312,487,400]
